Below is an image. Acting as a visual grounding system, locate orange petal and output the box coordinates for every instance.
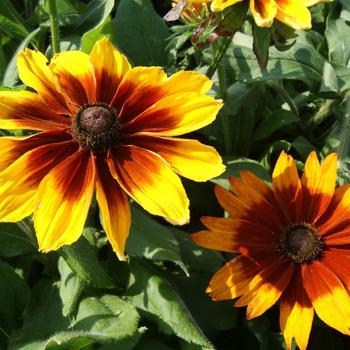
[0,90,70,130]
[0,130,72,171]
[0,140,78,222]
[280,269,314,350]
[276,0,312,30]
[229,175,283,231]
[322,250,350,291]
[17,48,70,114]
[206,255,260,301]
[95,157,131,261]
[127,134,225,181]
[214,184,240,216]
[107,145,189,225]
[121,92,222,136]
[235,258,293,320]
[301,152,337,223]
[50,51,96,110]
[191,229,238,252]
[89,37,130,103]
[211,0,244,12]
[34,150,95,252]
[302,261,350,335]
[250,0,277,27]
[272,151,303,224]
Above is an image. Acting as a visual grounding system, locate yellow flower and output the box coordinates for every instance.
[0,38,224,260]
[186,0,330,29]
[192,151,350,350]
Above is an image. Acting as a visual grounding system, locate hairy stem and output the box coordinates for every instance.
[337,93,350,169]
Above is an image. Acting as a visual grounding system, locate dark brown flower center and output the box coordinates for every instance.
[72,102,119,152]
[280,223,323,264]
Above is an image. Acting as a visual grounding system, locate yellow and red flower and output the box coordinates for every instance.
[192,151,350,350]
[0,38,224,260]
[176,0,331,29]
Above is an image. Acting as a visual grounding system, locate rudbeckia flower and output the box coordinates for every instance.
[183,0,330,29]
[0,38,224,260]
[192,151,350,350]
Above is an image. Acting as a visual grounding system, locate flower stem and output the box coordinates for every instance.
[270,81,299,117]
[217,60,232,154]
[206,36,231,79]
[47,0,60,54]
[337,93,350,169]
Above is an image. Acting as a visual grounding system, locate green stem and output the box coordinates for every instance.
[47,0,60,53]
[217,61,232,154]
[206,36,231,79]
[270,81,299,117]
[337,93,350,170]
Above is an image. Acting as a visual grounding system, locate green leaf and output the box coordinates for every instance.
[0,261,30,347]
[114,0,171,66]
[253,109,299,141]
[227,32,325,90]
[8,280,70,350]
[325,3,350,66]
[0,222,36,257]
[81,17,112,53]
[253,25,271,70]
[2,27,41,86]
[58,258,85,317]
[9,281,140,350]
[0,15,29,39]
[0,0,29,33]
[126,205,182,263]
[60,236,114,289]
[172,275,238,332]
[126,258,215,350]
[213,158,271,189]
[292,136,316,160]
[320,61,339,97]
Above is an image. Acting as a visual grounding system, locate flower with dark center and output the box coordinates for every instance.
[0,38,225,260]
[192,151,350,350]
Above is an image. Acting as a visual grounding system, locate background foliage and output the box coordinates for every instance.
[0,0,350,349]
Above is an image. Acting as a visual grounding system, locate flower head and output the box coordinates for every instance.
[204,0,330,29]
[0,38,224,260]
[192,151,350,350]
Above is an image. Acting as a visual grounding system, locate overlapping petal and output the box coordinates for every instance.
[35,150,95,252]
[250,0,277,27]
[276,0,312,29]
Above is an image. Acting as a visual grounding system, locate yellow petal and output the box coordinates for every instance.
[95,157,131,261]
[0,90,70,130]
[128,134,225,181]
[108,145,189,225]
[50,50,96,110]
[0,140,77,222]
[16,49,70,114]
[276,0,311,30]
[0,130,72,171]
[301,152,337,223]
[272,151,303,223]
[250,0,277,27]
[211,0,244,12]
[89,37,131,103]
[280,270,314,350]
[35,150,95,252]
[122,92,223,136]
[302,261,350,335]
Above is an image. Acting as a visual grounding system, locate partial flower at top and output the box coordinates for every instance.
[0,38,224,260]
[192,151,350,350]
[171,0,331,29]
